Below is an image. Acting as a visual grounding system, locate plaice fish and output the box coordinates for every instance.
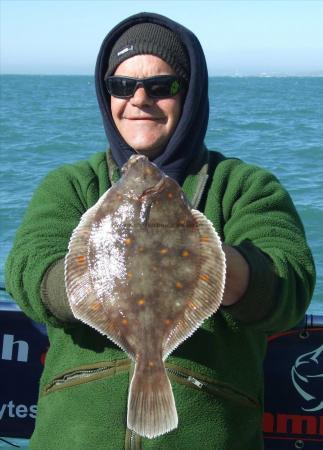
[64,154,226,438]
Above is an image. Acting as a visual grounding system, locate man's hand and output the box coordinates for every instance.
[221,244,250,306]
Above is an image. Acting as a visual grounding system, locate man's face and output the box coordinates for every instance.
[110,54,182,159]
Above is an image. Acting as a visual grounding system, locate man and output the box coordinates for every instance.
[5,12,315,450]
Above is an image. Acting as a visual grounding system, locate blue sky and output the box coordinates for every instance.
[1,0,323,75]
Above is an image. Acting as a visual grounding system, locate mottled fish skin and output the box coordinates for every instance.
[65,154,226,438]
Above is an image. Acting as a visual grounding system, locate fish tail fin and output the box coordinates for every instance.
[127,360,178,438]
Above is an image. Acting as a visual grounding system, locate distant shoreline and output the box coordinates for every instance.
[1,73,323,78]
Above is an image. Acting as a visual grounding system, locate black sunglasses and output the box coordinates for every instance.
[105,75,184,99]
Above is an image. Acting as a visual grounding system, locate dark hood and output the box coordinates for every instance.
[95,12,209,184]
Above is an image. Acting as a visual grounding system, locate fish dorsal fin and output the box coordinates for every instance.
[64,189,136,359]
[162,209,226,359]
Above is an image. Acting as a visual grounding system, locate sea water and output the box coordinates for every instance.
[0,75,322,316]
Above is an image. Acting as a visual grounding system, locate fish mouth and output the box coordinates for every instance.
[122,154,163,182]
[121,154,148,174]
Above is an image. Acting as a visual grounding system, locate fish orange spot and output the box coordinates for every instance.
[164,319,172,325]
[181,250,190,257]
[159,248,169,255]
[199,274,210,282]
[137,298,145,305]
[125,238,133,245]
[76,255,86,264]
[145,167,153,175]
[200,236,209,243]
[175,281,183,289]
[178,219,185,225]
[90,302,101,311]
[127,272,133,279]
[167,192,173,199]
[148,361,155,367]
[122,319,128,325]
[188,301,197,310]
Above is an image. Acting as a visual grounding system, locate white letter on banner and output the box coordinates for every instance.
[1,334,29,362]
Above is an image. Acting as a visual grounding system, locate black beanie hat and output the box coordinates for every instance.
[105,23,190,81]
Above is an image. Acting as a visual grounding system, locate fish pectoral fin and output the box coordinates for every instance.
[139,177,167,200]
[138,178,167,226]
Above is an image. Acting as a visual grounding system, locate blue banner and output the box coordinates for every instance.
[263,317,323,449]
[1,306,322,448]
[0,308,49,439]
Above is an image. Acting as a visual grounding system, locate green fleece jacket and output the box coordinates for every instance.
[5,150,315,450]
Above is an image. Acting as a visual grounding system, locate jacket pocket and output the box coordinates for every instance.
[166,362,260,408]
[43,358,258,406]
[42,358,131,396]
[33,359,130,450]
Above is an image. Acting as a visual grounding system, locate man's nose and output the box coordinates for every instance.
[130,86,154,107]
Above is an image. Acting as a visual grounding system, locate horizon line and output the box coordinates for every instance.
[1,72,323,78]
